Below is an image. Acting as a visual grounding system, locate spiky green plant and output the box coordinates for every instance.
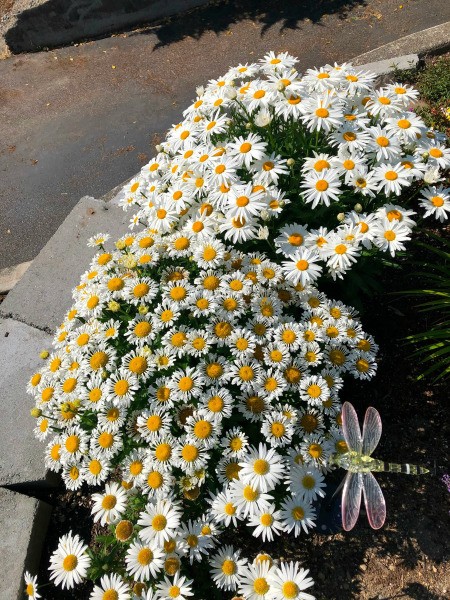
[402,232,450,381]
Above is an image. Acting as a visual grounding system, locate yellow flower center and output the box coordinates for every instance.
[89,388,102,403]
[307,384,322,398]
[77,333,90,346]
[431,196,444,207]
[65,435,79,453]
[152,515,167,531]
[300,414,319,433]
[292,506,305,520]
[114,380,129,396]
[376,136,389,147]
[430,148,443,158]
[271,422,285,437]
[90,351,108,370]
[315,179,329,192]
[302,475,316,489]
[182,444,199,462]
[240,142,252,153]
[108,277,124,291]
[168,585,181,598]
[239,366,254,381]
[384,230,396,241]
[385,170,398,181]
[138,547,154,565]
[98,432,114,448]
[315,108,329,118]
[147,471,163,489]
[178,376,194,391]
[254,458,269,475]
[343,131,357,142]
[102,494,117,510]
[356,358,370,372]
[89,459,102,475]
[155,443,172,461]
[309,443,323,458]
[63,554,78,572]
[296,259,309,271]
[194,420,213,439]
[129,356,147,374]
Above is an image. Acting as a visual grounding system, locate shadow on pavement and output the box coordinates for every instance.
[150,0,367,49]
[6,0,367,53]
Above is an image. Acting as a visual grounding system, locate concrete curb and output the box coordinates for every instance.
[0,36,446,597]
[352,21,450,65]
[0,260,32,294]
[0,488,51,600]
[1,0,217,55]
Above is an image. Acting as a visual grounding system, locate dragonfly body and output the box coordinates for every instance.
[331,451,429,475]
[336,403,429,531]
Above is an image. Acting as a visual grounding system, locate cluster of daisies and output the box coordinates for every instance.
[26,226,377,598]
[116,51,449,280]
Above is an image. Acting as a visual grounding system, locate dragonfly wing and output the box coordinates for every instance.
[341,471,363,531]
[362,472,386,530]
[342,402,363,453]
[362,406,382,456]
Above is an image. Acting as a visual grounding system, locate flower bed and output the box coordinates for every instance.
[25,51,449,600]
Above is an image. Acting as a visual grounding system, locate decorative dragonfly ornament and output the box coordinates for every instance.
[329,402,429,531]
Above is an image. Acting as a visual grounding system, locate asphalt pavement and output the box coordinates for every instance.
[1,0,450,269]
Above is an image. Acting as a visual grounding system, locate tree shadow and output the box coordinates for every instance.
[5,0,368,53]
[147,0,368,50]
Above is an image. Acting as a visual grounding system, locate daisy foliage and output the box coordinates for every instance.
[116,52,449,281]
[28,228,377,598]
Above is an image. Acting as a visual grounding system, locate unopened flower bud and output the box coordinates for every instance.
[115,239,126,250]
[354,203,363,213]
[108,300,120,312]
[337,212,345,222]
[277,81,286,91]
[287,158,295,167]
[245,122,252,130]
[30,407,42,418]
[138,305,149,315]
[155,144,162,153]
[422,152,429,160]
[40,350,49,359]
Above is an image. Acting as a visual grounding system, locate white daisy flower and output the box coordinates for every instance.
[260,412,295,448]
[238,560,275,600]
[372,217,412,256]
[268,561,315,600]
[209,545,248,591]
[281,247,322,287]
[48,531,91,590]
[24,572,41,600]
[279,496,317,536]
[209,489,242,527]
[238,443,285,492]
[372,163,411,196]
[301,169,341,208]
[138,499,182,546]
[227,133,268,169]
[125,538,165,581]
[155,572,194,600]
[419,185,450,222]
[288,464,326,502]
[275,223,309,257]
[89,573,131,600]
[91,481,128,525]
[247,506,284,545]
